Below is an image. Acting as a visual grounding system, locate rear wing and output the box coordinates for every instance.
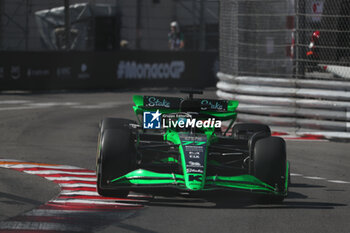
[132,95,238,120]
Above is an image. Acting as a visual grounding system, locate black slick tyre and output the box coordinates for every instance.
[97,128,136,198]
[252,136,287,203]
[96,118,136,168]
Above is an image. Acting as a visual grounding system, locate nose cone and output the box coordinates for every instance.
[184,173,205,191]
[187,184,202,191]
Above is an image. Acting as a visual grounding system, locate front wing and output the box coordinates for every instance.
[107,162,289,196]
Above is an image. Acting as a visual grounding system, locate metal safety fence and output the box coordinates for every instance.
[296,0,350,78]
[0,1,220,91]
[218,0,350,135]
[0,0,111,51]
[0,0,220,51]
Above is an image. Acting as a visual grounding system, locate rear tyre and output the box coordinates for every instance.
[97,128,136,197]
[252,136,287,203]
[232,123,271,140]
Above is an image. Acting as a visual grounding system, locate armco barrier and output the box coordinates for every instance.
[217,72,350,133]
[0,51,218,90]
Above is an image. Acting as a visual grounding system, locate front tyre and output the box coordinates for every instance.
[97,128,136,198]
[252,136,287,203]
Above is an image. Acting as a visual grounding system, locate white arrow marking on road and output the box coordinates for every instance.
[327,180,350,184]
[290,173,303,176]
[303,176,326,180]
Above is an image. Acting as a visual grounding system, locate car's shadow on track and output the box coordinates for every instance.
[141,183,346,210]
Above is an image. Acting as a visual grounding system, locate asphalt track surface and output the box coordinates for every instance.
[0,89,349,233]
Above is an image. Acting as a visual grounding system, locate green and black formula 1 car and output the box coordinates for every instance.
[96,90,289,202]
